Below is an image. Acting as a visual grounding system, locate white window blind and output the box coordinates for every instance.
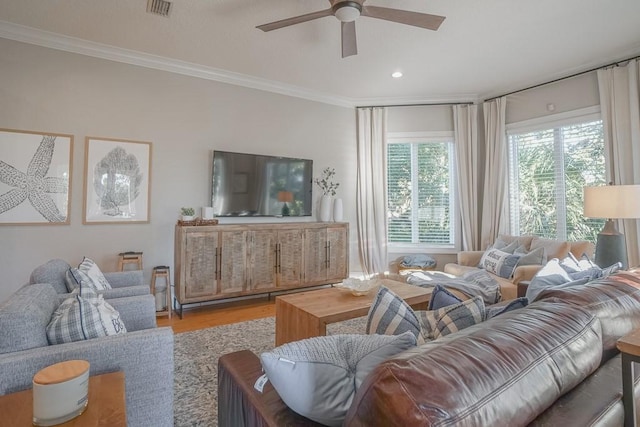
[508,118,605,241]
[387,138,455,247]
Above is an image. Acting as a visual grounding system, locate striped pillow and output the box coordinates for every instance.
[366,286,424,344]
[418,296,486,340]
[78,257,111,290]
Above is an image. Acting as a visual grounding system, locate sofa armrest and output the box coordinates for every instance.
[104,270,144,288]
[101,285,150,299]
[512,265,543,285]
[108,294,157,331]
[457,251,484,266]
[0,327,174,427]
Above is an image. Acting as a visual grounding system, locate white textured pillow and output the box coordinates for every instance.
[65,267,97,292]
[78,257,111,290]
[260,332,416,427]
[46,285,126,344]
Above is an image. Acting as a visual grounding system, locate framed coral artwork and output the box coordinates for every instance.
[0,128,74,225]
[83,137,152,224]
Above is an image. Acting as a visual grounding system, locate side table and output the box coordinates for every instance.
[617,329,640,427]
[0,371,126,426]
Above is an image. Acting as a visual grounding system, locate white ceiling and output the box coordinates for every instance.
[1,0,640,106]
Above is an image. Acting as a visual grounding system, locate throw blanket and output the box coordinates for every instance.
[407,270,501,304]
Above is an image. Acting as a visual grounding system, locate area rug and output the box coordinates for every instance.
[173,315,368,426]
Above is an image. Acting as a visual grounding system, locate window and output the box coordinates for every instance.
[387,133,457,249]
[507,109,605,241]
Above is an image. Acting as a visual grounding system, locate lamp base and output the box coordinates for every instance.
[281,202,290,216]
[594,220,628,269]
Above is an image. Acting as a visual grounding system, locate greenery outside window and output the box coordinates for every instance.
[387,132,458,250]
[507,107,605,242]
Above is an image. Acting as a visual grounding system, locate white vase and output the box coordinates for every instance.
[333,198,343,222]
[319,195,332,222]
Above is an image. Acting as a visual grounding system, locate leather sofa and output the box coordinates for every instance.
[218,270,640,426]
[444,235,594,300]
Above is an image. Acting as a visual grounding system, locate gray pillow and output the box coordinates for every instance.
[260,332,416,427]
[515,246,546,266]
[366,286,423,344]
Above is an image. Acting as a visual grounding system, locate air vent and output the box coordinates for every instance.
[147,0,172,17]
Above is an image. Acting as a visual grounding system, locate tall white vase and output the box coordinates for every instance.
[319,195,332,222]
[333,198,343,222]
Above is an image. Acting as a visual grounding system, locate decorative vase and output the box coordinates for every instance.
[319,195,332,222]
[333,198,343,222]
[182,215,194,221]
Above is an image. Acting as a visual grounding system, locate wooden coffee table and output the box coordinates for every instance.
[0,371,126,426]
[275,279,432,345]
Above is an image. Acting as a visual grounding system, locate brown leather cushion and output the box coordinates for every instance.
[536,270,640,361]
[345,301,602,426]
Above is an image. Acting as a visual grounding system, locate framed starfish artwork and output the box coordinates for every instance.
[0,128,73,225]
[83,137,152,224]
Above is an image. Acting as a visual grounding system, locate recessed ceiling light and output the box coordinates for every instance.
[392,71,403,78]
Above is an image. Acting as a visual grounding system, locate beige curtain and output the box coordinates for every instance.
[597,59,640,267]
[480,97,510,249]
[356,107,388,275]
[453,104,481,250]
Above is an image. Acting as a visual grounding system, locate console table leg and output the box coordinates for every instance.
[622,353,636,427]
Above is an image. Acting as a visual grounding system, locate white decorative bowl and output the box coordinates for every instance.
[336,278,380,296]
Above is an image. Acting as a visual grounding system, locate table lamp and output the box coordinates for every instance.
[583,184,640,269]
[278,191,293,216]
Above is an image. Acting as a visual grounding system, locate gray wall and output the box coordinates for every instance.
[0,38,357,302]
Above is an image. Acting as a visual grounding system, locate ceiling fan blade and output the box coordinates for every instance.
[361,6,445,31]
[341,21,357,58]
[256,8,333,32]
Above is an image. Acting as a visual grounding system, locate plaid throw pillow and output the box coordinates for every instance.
[46,284,126,345]
[418,296,486,340]
[366,286,424,344]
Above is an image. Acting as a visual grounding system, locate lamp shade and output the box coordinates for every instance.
[583,185,640,219]
[278,191,293,203]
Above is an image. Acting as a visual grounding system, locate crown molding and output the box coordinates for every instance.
[0,20,359,108]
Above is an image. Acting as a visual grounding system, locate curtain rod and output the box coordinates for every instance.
[484,54,640,102]
[356,101,474,109]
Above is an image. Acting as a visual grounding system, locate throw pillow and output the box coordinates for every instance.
[260,332,416,427]
[428,285,463,310]
[479,248,522,278]
[46,284,126,345]
[366,286,424,344]
[64,267,98,293]
[514,246,546,266]
[492,239,521,254]
[526,258,576,301]
[78,257,111,290]
[418,296,486,340]
[485,297,528,319]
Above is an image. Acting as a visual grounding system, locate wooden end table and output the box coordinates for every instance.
[275,279,432,346]
[0,371,126,426]
[617,329,640,427]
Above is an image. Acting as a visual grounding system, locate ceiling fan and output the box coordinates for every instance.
[256,0,445,58]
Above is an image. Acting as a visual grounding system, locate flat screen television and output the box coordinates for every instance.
[211,150,313,217]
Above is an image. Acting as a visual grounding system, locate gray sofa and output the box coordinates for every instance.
[29,258,150,300]
[0,283,174,427]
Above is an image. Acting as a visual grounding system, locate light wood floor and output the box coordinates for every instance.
[156,296,276,334]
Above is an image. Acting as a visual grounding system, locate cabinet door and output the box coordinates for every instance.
[303,228,327,284]
[183,230,219,299]
[219,230,248,294]
[327,226,348,281]
[249,230,278,290]
[277,228,303,288]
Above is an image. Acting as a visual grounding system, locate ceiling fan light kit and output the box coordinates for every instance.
[257,0,445,58]
[333,1,362,22]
